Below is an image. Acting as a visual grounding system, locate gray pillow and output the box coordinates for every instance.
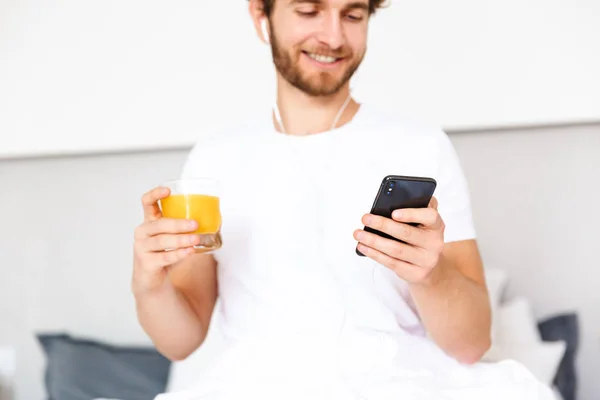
[37,333,171,400]
[538,313,579,400]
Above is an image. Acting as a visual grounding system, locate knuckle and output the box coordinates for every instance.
[391,243,404,258]
[402,224,412,238]
[158,235,171,250]
[391,259,405,274]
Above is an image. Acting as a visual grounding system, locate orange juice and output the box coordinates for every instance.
[160,194,221,234]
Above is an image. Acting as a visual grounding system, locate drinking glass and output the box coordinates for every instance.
[159,178,222,253]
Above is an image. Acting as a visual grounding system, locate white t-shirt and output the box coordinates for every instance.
[181,104,476,343]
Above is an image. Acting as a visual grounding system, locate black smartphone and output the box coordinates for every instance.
[356,175,437,256]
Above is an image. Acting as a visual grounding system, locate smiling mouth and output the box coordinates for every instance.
[303,51,343,64]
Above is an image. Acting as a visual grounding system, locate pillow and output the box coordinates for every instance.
[494,297,541,344]
[538,313,579,400]
[37,333,171,400]
[482,297,566,387]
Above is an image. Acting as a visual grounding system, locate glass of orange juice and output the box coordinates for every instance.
[159,178,222,253]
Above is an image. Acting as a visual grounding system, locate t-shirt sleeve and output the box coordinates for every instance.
[180,134,219,180]
[434,130,477,243]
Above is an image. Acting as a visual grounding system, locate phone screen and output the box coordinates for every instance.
[356,175,437,256]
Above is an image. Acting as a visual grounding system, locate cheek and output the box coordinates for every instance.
[287,23,319,48]
[346,28,368,54]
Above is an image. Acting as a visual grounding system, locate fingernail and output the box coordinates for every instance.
[363,215,373,225]
[189,235,198,244]
[355,231,365,241]
[392,210,402,219]
[358,244,368,254]
[189,220,198,229]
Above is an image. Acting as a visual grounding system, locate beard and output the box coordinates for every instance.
[270,30,365,97]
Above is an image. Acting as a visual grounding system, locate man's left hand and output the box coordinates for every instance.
[354,197,445,285]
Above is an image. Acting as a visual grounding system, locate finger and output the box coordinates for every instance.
[139,218,198,238]
[354,229,426,265]
[391,207,441,228]
[149,247,195,270]
[362,214,427,248]
[141,187,171,222]
[429,196,439,210]
[143,233,202,252]
[356,243,428,283]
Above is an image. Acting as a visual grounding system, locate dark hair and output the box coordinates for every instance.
[251,0,387,17]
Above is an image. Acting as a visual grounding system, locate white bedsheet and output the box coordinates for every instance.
[156,329,555,400]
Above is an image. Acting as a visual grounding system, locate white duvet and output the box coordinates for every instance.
[156,328,555,400]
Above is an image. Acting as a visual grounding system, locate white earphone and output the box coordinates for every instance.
[261,18,270,44]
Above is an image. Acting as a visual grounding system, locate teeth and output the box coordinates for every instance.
[307,53,337,64]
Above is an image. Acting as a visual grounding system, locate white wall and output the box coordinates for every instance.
[1,0,599,158]
[1,122,598,400]
[0,150,184,400]
[452,123,600,400]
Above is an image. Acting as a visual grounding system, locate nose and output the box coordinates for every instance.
[317,13,345,50]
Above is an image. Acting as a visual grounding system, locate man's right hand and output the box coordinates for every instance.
[132,186,202,294]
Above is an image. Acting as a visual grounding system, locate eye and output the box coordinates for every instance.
[345,13,364,22]
[296,7,318,17]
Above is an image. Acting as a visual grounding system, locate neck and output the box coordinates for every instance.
[273,75,359,136]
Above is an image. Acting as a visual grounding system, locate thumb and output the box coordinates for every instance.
[429,196,439,210]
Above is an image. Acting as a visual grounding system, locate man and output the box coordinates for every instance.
[132,1,553,398]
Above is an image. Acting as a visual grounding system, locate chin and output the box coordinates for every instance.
[299,82,345,96]
[299,73,347,95]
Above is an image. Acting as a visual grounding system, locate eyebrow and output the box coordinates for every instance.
[289,0,369,12]
[290,0,321,5]
[344,1,369,12]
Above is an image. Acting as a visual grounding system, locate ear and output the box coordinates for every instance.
[248,0,270,44]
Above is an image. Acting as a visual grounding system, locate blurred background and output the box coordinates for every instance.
[0,1,599,400]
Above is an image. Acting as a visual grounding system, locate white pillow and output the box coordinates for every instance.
[482,297,566,387]
[494,297,542,344]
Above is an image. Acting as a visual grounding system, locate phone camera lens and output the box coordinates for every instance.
[386,181,395,194]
